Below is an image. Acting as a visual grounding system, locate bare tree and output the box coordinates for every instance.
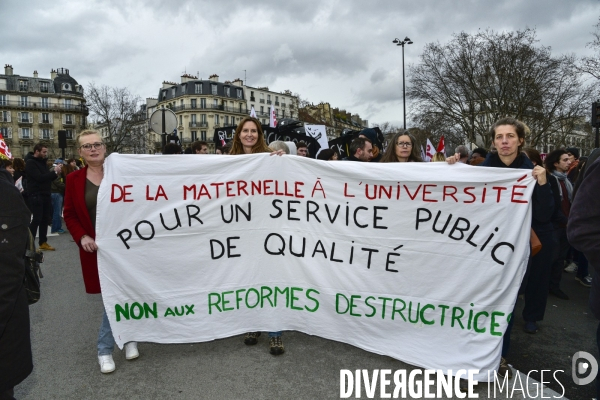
[408,29,592,149]
[86,83,144,154]
[579,17,600,81]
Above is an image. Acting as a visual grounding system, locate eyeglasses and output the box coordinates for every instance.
[79,142,104,150]
[396,142,412,148]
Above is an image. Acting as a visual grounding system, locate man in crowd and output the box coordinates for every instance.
[566,147,580,183]
[568,156,600,400]
[470,148,488,164]
[25,144,61,251]
[191,141,209,154]
[546,149,572,300]
[343,137,373,162]
[455,145,469,163]
[296,141,308,157]
[0,153,33,399]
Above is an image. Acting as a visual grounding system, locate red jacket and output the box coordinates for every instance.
[63,167,101,294]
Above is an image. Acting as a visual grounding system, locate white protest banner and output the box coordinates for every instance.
[97,154,534,380]
[304,124,329,157]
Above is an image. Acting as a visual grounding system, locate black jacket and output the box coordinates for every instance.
[0,168,33,391]
[25,156,57,195]
[568,157,600,320]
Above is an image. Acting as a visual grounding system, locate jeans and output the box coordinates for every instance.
[27,193,52,246]
[97,310,115,356]
[50,193,63,233]
[575,250,590,280]
[268,331,282,338]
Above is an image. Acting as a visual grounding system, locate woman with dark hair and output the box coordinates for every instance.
[449,118,554,378]
[379,131,423,163]
[316,149,339,160]
[12,158,26,194]
[229,117,285,355]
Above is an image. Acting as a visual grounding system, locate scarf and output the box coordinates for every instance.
[551,171,573,202]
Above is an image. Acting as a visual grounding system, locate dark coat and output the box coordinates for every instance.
[25,155,57,195]
[0,168,33,391]
[568,157,600,319]
[63,167,101,294]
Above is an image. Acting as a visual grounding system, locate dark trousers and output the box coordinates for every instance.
[597,322,600,400]
[523,230,557,322]
[574,249,590,280]
[0,388,14,400]
[549,228,569,291]
[27,193,52,246]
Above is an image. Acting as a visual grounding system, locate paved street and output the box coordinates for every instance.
[15,231,597,399]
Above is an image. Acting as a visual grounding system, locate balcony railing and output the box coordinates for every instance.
[39,120,52,126]
[267,100,272,104]
[281,103,286,108]
[250,96,255,101]
[0,100,88,113]
[18,118,33,125]
[64,120,75,126]
[259,99,265,103]
[275,101,279,106]
[189,122,208,128]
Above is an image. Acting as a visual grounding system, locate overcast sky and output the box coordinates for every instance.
[1,0,598,127]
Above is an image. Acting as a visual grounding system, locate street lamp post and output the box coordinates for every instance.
[392,37,413,129]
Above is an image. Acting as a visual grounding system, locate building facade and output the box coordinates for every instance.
[243,83,298,125]
[0,64,88,159]
[155,74,248,151]
[299,102,368,140]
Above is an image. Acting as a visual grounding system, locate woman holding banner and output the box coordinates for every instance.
[379,131,423,163]
[448,118,554,379]
[63,130,140,374]
[229,116,286,355]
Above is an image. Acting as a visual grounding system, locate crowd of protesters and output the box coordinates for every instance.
[1,115,599,399]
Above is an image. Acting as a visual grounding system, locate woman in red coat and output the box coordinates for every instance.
[63,130,139,374]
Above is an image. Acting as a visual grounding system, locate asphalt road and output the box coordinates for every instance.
[14,232,597,399]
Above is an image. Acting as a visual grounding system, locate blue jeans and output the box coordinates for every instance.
[268,331,282,338]
[50,193,63,233]
[97,310,115,356]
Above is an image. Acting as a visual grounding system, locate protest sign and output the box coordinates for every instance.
[97,154,534,379]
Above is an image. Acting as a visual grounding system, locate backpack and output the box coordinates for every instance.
[24,230,43,305]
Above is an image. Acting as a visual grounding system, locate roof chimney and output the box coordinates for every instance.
[209,74,219,82]
[232,78,244,86]
[33,70,38,78]
[50,69,57,80]
[4,64,13,76]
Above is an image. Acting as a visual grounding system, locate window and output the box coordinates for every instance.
[21,112,30,123]
[41,97,49,108]
[201,131,207,141]
[191,114,197,124]
[200,98,206,109]
[215,115,220,125]
[179,115,183,125]
[180,99,184,108]
[225,87,230,97]
[64,99,72,109]
[171,87,176,97]
[191,99,197,109]
[211,84,217,95]
[0,95,6,106]
[40,82,49,93]
[201,114,206,123]
[42,112,50,123]
[0,127,10,138]
[162,90,167,100]
[19,80,28,91]
[250,91,255,101]
[20,96,28,106]
[224,116,229,125]
[191,131,197,141]
[275,96,279,105]
[21,127,31,138]
[65,129,73,139]
[1,111,9,122]
[65,114,73,124]
[236,89,242,98]
[182,83,187,93]
[195,83,202,94]
[267,94,271,104]
[42,129,51,139]
[213,99,218,108]
[260,106,264,114]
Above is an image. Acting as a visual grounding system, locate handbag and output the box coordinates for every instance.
[530,229,542,257]
[24,230,43,305]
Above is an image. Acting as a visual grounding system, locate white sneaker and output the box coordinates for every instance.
[98,354,115,373]
[124,342,139,360]
[564,262,578,273]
